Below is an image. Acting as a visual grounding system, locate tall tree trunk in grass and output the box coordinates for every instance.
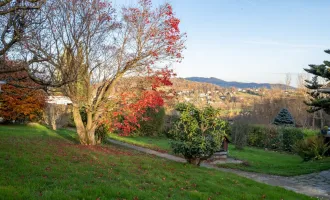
[22,0,185,145]
[72,106,96,145]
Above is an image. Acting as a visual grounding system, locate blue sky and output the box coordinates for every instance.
[118,0,330,85]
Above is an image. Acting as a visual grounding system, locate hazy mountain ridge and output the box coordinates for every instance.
[186,77,292,89]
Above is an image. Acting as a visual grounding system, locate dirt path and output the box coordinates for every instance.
[108,139,330,199]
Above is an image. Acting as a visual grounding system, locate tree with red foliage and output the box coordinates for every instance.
[0,64,46,122]
[23,0,185,145]
[111,68,175,136]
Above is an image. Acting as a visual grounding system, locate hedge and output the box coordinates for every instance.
[245,125,304,152]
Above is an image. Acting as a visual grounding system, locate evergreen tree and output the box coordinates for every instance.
[273,108,295,126]
[304,49,330,114]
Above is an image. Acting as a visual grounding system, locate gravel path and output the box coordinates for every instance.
[108,139,330,199]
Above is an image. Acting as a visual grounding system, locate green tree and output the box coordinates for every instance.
[273,108,295,126]
[304,50,330,114]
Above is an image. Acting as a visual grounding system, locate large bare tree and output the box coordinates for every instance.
[0,0,45,80]
[0,0,45,57]
[24,0,185,145]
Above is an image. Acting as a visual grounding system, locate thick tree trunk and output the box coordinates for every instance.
[72,105,97,145]
[46,104,57,130]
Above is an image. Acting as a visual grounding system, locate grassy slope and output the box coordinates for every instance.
[220,145,330,176]
[108,133,171,152]
[0,125,312,200]
[108,135,330,176]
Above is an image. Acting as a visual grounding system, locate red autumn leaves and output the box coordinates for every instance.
[123,1,185,61]
[111,68,175,136]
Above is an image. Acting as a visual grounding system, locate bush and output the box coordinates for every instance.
[263,125,282,150]
[169,103,229,166]
[247,125,267,148]
[246,124,304,152]
[302,128,320,137]
[163,114,180,139]
[136,107,165,136]
[95,124,109,144]
[280,127,304,152]
[231,120,249,149]
[294,136,330,161]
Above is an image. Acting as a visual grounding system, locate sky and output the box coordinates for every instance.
[116,0,330,85]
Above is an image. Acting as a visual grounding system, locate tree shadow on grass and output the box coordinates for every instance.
[55,128,80,144]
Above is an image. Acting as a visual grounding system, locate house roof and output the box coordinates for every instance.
[224,136,231,143]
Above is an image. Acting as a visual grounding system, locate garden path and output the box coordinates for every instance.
[108,138,330,199]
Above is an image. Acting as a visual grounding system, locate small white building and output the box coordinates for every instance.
[46,96,72,105]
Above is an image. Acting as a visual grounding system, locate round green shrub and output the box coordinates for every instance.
[169,103,229,166]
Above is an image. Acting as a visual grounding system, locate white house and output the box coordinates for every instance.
[46,96,72,105]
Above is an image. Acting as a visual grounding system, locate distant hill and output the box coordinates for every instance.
[186,77,293,89]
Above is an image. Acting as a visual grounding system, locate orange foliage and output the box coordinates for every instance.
[0,64,46,122]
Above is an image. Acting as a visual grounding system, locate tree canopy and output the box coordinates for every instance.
[0,62,45,122]
[13,0,186,145]
[304,50,330,114]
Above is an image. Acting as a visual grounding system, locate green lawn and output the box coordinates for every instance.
[219,145,330,176]
[0,124,313,199]
[108,133,171,152]
[108,134,330,176]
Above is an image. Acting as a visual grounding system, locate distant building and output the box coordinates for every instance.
[46,96,72,105]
